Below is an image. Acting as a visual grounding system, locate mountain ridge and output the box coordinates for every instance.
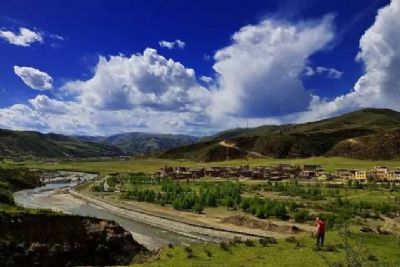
[0,129,122,158]
[75,132,198,155]
[2,108,400,160]
[162,108,400,161]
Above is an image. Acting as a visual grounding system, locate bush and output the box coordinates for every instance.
[293,209,310,223]
[184,246,193,253]
[274,203,289,220]
[219,241,230,251]
[184,246,194,259]
[244,239,255,247]
[225,197,235,209]
[0,188,14,205]
[233,236,243,244]
[193,199,204,214]
[256,204,267,219]
[259,238,269,247]
[204,249,212,258]
[259,237,277,246]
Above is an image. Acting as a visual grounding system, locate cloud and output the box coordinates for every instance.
[0,27,43,47]
[304,66,343,79]
[295,0,400,122]
[159,39,186,49]
[304,66,315,76]
[351,0,400,108]
[14,66,53,90]
[62,48,209,112]
[2,1,399,137]
[211,16,334,118]
[28,95,71,114]
[200,75,213,83]
[0,100,213,136]
[49,34,64,41]
[316,66,343,79]
[0,16,336,135]
[0,104,48,131]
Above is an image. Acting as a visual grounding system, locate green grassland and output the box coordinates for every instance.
[3,156,400,266]
[2,156,400,175]
[132,231,400,267]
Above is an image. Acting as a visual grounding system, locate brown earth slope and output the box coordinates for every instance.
[0,213,146,267]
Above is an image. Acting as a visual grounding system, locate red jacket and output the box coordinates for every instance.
[317,220,326,234]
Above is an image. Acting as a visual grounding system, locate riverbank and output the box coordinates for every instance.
[13,183,205,250]
[71,189,314,244]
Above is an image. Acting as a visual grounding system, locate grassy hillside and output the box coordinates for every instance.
[0,129,122,159]
[76,132,198,155]
[163,108,400,161]
[328,128,400,160]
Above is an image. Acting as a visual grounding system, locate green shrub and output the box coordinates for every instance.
[219,241,230,251]
[293,209,310,223]
[193,199,204,214]
[0,188,14,205]
[244,239,255,247]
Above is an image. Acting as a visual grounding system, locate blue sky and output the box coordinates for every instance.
[0,0,399,136]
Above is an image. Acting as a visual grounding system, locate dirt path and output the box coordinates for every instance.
[219,140,239,149]
[219,140,266,158]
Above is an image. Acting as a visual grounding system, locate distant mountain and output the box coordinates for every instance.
[162,108,400,161]
[3,108,400,160]
[75,132,198,155]
[0,129,122,158]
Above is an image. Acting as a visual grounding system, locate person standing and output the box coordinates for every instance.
[315,216,326,248]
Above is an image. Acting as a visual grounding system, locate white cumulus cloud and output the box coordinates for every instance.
[2,1,399,136]
[14,66,53,90]
[0,27,43,47]
[296,0,400,122]
[63,48,209,112]
[159,39,186,49]
[211,16,335,119]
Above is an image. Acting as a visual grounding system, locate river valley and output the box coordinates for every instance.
[13,174,203,250]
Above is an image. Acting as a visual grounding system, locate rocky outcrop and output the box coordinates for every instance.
[0,212,147,267]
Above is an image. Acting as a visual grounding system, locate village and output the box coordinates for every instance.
[40,171,98,184]
[153,164,400,182]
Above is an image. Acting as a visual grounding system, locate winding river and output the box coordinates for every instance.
[13,180,203,250]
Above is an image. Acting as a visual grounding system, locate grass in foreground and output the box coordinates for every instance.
[132,231,400,267]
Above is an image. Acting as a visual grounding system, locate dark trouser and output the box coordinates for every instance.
[317,233,325,247]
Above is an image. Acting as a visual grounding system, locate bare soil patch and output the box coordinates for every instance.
[221,215,312,234]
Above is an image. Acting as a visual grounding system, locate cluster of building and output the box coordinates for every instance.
[41,171,97,184]
[154,165,400,182]
[336,166,400,182]
[153,164,324,181]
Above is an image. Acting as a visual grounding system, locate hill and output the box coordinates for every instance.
[162,108,400,161]
[0,129,122,159]
[76,132,198,155]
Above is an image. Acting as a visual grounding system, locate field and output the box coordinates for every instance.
[88,169,400,266]
[132,231,400,266]
[3,156,400,266]
[3,156,400,174]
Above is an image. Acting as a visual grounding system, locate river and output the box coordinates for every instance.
[13,181,203,249]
